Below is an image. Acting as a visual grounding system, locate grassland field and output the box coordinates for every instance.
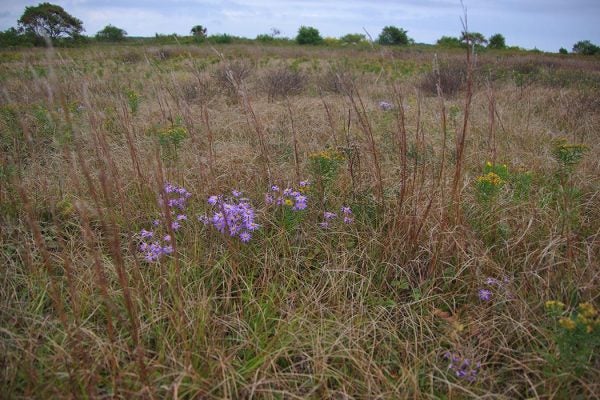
[1,43,599,398]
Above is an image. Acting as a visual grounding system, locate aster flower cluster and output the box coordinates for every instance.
[443,351,481,382]
[319,206,354,228]
[265,181,310,211]
[478,276,511,302]
[199,190,259,243]
[138,182,190,262]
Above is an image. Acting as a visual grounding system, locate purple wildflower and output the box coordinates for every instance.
[176,214,187,221]
[478,289,492,301]
[379,101,393,111]
[239,231,251,243]
[140,229,153,239]
[171,221,181,231]
[323,211,337,220]
[208,195,219,205]
[232,190,242,197]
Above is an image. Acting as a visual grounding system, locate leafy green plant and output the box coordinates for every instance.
[545,301,600,376]
[157,123,187,161]
[126,89,139,114]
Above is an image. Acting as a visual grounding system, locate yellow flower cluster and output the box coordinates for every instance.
[550,301,599,333]
[552,138,588,153]
[476,172,504,186]
[559,317,577,331]
[545,300,565,311]
[309,149,345,162]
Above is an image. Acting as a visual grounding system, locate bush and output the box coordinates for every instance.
[487,33,506,49]
[559,47,568,55]
[96,25,127,42]
[572,40,600,55]
[436,36,462,48]
[418,61,467,97]
[214,59,254,98]
[378,26,409,46]
[208,34,234,44]
[340,33,366,45]
[296,26,323,45]
[261,67,306,101]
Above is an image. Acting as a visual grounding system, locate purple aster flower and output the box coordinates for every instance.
[271,185,280,192]
[171,221,181,231]
[140,229,153,239]
[299,180,310,187]
[198,215,209,225]
[324,211,337,220]
[152,219,160,227]
[239,231,251,243]
[163,234,171,242]
[343,216,354,224]
[341,206,352,215]
[161,245,173,255]
[478,289,492,301]
[319,221,330,229]
[176,214,187,221]
[208,195,219,205]
[232,189,242,197]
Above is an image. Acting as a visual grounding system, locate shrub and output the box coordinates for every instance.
[436,36,462,48]
[96,25,127,42]
[418,61,467,97]
[296,26,323,45]
[261,67,306,101]
[572,40,600,55]
[487,33,506,49]
[559,47,568,55]
[213,59,254,98]
[208,34,234,44]
[340,33,366,45]
[378,26,409,46]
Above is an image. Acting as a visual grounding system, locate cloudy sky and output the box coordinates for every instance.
[1,0,598,51]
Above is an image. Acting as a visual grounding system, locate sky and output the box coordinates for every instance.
[1,0,599,51]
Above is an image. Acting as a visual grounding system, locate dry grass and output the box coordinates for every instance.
[1,43,599,399]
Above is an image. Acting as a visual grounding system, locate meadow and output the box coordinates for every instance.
[1,42,599,398]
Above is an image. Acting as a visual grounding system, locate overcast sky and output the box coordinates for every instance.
[1,0,598,51]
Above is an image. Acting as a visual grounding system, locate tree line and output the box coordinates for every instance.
[1,2,598,55]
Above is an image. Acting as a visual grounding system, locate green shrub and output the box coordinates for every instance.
[296,26,323,45]
[378,26,409,46]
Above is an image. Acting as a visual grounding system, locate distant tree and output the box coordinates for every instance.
[436,36,462,48]
[559,47,568,55]
[487,33,506,49]
[378,26,409,46]
[572,40,599,55]
[460,31,487,47]
[296,26,323,45]
[96,25,127,42]
[340,33,366,45]
[191,25,207,38]
[18,3,84,40]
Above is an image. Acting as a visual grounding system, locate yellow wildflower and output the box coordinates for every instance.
[545,300,565,311]
[559,317,576,331]
[578,302,597,319]
[476,172,504,186]
[284,199,293,207]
